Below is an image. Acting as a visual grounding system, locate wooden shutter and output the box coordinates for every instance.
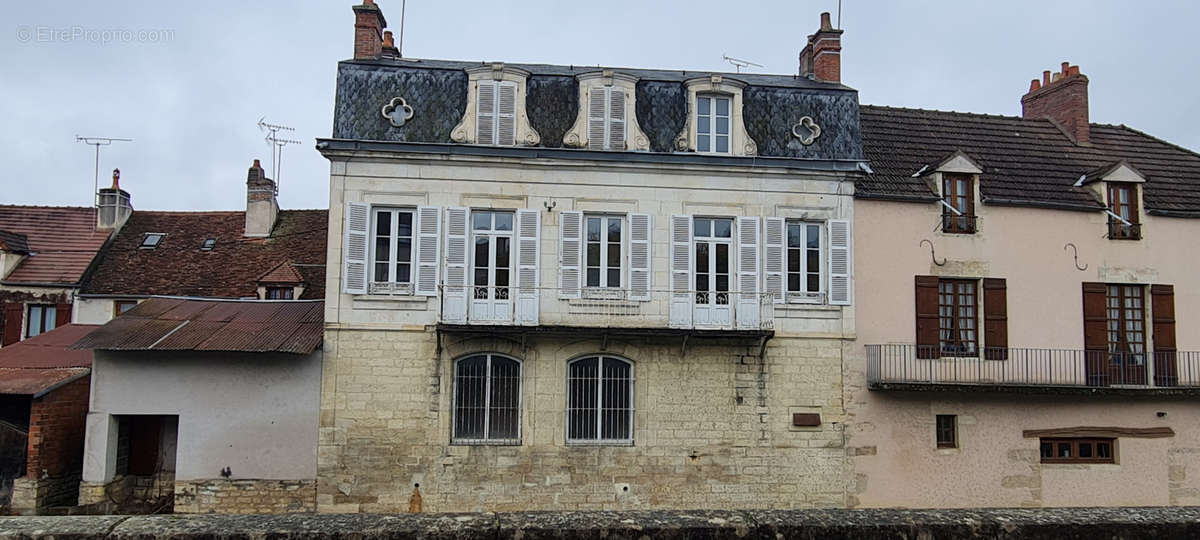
[736,217,761,329]
[55,303,72,328]
[2,303,22,346]
[476,81,496,145]
[515,209,540,325]
[442,207,470,323]
[1082,282,1108,384]
[342,202,370,295]
[763,217,785,304]
[1151,284,1177,385]
[609,88,626,150]
[669,215,693,328]
[559,211,583,299]
[983,278,1008,360]
[587,88,607,150]
[828,219,852,305]
[496,82,517,146]
[414,206,441,296]
[628,213,651,301]
[915,276,940,359]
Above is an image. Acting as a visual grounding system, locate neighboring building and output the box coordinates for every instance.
[73,297,323,514]
[848,64,1200,507]
[0,324,96,514]
[317,2,863,512]
[75,160,327,324]
[0,174,130,345]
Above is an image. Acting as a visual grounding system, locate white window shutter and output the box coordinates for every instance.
[413,206,441,297]
[829,219,852,305]
[442,207,470,322]
[515,209,541,325]
[628,213,651,301]
[764,217,785,304]
[342,202,370,295]
[497,82,517,146]
[476,82,496,145]
[558,211,583,299]
[669,214,692,328]
[587,88,607,150]
[609,88,626,150]
[736,216,761,329]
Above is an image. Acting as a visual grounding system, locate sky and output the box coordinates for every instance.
[3,1,1198,211]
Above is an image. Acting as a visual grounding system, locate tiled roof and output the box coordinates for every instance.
[0,324,96,368]
[0,368,89,397]
[257,261,305,284]
[73,297,323,354]
[0,206,111,285]
[858,105,1200,215]
[81,210,327,299]
[0,230,30,253]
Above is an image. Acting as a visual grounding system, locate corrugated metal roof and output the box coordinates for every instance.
[0,367,89,397]
[73,297,323,354]
[0,324,98,369]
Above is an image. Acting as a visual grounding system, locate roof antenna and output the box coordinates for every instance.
[837,0,843,29]
[723,54,763,73]
[398,0,407,57]
[257,118,302,195]
[76,135,132,230]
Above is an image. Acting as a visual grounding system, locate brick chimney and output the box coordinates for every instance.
[244,159,278,238]
[798,12,843,83]
[96,168,133,230]
[1021,62,1089,144]
[353,0,388,60]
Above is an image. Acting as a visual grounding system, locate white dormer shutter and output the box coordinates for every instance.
[587,88,607,150]
[497,83,517,146]
[342,202,370,295]
[442,207,470,322]
[414,206,441,296]
[669,215,692,328]
[559,210,583,299]
[628,213,651,301]
[736,216,761,329]
[764,217,785,304]
[476,82,496,145]
[609,88,626,150]
[828,219,852,305]
[515,209,540,325]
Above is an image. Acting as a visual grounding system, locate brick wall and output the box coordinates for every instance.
[318,328,850,512]
[10,376,89,512]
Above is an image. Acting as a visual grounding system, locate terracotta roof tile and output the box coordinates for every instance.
[257,261,305,284]
[0,367,90,397]
[81,210,327,299]
[0,206,111,284]
[0,230,30,253]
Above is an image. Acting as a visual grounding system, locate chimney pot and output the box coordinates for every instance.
[1061,61,1070,75]
[111,168,120,190]
[1042,70,1051,86]
[252,159,261,168]
[1029,79,1041,92]
[1068,65,1080,76]
[383,30,394,47]
[820,12,832,30]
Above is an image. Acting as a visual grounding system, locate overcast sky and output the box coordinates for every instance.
[4,1,1197,211]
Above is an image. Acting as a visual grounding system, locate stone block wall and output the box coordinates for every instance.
[174,479,317,514]
[318,327,850,512]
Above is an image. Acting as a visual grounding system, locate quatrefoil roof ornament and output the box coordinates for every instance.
[791,116,822,145]
[381,97,414,128]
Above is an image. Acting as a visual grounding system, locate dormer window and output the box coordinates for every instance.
[696,94,730,153]
[674,76,757,156]
[941,175,976,234]
[140,233,165,249]
[452,64,540,147]
[563,71,650,151]
[1107,182,1140,240]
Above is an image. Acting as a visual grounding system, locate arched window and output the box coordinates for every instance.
[566,355,634,444]
[453,353,522,444]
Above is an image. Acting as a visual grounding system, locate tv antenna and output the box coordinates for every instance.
[76,135,132,207]
[257,118,302,194]
[723,54,763,73]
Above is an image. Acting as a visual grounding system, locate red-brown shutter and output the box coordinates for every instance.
[983,278,1008,360]
[1082,282,1108,384]
[1151,284,1177,386]
[2,303,22,346]
[55,303,72,328]
[915,276,941,359]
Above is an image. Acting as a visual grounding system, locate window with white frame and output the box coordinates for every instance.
[567,355,634,443]
[452,353,521,444]
[585,215,622,288]
[693,217,733,305]
[786,222,822,296]
[472,210,514,301]
[695,94,731,154]
[370,207,415,293]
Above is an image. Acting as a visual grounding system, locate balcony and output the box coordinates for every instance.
[866,344,1200,396]
[940,214,978,234]
[1107,221,1142,240]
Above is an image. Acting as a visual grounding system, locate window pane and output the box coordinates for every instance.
[397,212,412,237]
[715,117,729,135]
[806,249,819,277]
[787,249,800,272]
[694,218,711,237]
[495,269,509,288]
[494,212,513,232]
[697,97,710,115]
[807,273,820,293]
[695,243,709,273]
[28,306,43,337]
[376,211,391,236]
[474,237,489,270]
[1040,442,1053,459]
[697,116,711,136]
[586,218,601,242]
[695,274,709,293]
[473,212,491,230]
[568,358,600,440]
[787,223,803,247]
[1057,443,1071,458]
[374,262,389,282]
[806,225,820,248]
[1097,442,1112,458]
[715,243,729,273]
[397,238,412,263]
[608,219,621,243]
[713,219,732,238]
[397,264,411,284]
[716,135,728,153]
[715,274,729,292]
[697,135,710,152]
[788,274,800,292]
[496,237,511,268]
[715,97,729,116]
[607,269,620,287]
[587,243,600,266]
[587,268,601,287]
[607,243,620,267]
[1078,442,1093,458]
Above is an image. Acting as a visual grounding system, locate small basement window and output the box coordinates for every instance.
[936,414,957,449]
[200,238,216,251]
[140,233,165,249]
[1040,437,1115,464]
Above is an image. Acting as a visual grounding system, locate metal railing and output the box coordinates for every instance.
[866,344,1200,389]
[1107,221,1142,240]
[940,214,978,234]
[437,285,776,331]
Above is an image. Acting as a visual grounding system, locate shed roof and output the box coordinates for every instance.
[0,367,90,397]
[0,324,97,369]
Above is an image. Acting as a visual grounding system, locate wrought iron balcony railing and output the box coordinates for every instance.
[866,344,1200,391]
[1107,220,1142,240]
